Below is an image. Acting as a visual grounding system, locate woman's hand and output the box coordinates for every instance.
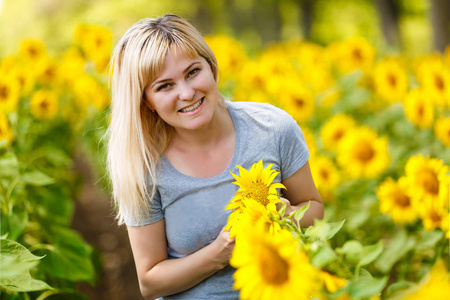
[276,197,293,217]
[209,228,235,269]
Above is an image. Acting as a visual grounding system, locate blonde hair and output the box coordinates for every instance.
[107,14,219,225]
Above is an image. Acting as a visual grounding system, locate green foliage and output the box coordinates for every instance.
[0,114,97,298]
[0,239,51,292]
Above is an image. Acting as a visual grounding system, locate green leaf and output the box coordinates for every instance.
[358,240,384,267]
[346,210,370,231]
[387,281,416,298]
[0,239,51,292]
[0,239,43,279]
[278,202,287,218]
[336,240,363,264]
[41,227,95,282]
[310,244,338,268]
[34,186,74,226]
[44,147,71,167]
[1,206,28,240]
[0,152,19,178]
[1,275,52,292]
[21,170,55,186]
[375,230,416,273]
[416,230,444,251]
[292,201,311,224]
[304,219,345,241]
[346,276,388,299]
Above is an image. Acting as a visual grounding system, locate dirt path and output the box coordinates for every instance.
[71,149,143,300]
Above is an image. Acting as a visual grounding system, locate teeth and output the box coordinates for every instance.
[180,99,203,113]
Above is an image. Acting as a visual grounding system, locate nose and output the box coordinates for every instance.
[178,81,195,101]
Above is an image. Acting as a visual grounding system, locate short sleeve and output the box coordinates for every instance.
[271,106,310,180]
[124,188,164,226]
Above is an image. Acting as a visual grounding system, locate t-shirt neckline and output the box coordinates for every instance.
[161,101,240,181]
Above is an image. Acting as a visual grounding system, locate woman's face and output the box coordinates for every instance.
[143,49,221,133]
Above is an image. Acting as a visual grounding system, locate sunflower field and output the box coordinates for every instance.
[1,19,450,300]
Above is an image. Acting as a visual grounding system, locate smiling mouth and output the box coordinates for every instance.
[178,98,204,113]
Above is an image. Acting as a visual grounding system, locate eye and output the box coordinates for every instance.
[188,68,201,77]
[156,83,171,92]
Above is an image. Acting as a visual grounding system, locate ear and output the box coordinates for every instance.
[143,100,155,112]
[142,92,155,112]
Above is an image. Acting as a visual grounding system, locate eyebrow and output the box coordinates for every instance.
[151,61,201,89]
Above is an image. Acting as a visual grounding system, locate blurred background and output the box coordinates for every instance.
[1,0,449,57]
[1,0,449,300]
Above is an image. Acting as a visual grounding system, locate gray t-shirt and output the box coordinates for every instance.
[126,100,310,299]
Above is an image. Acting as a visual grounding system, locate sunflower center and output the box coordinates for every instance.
[0,85,10,100]
[28,47,38,58]
[319,168,329,181]
[434,75,444,91]
[260,246,289,285]
[244,182,270,206]
[95,37,103,48]
[355,142,375,162]
[293,97,305,108]
[45,67,55,78]
[387,73,397,87]
[417,104,424,117]
[394,192,410,207]
[40,99,49,111]
[420,170,439,195]
[253,76,265,88]
[332,129,343,141]
[352,48,363,61]
[428,209,442,224]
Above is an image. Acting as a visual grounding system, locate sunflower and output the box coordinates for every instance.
[75,24,113,62]
[403,89,435,129]
[320,114,357,152]
[0,113,13,146]
[320,270,347,293]
[204,34,248,84]
[401,260,450,300]
[225,198,281,238]
[0,76,20,113]
[278,81,315,123]
[72,74,110,110]
[446,45,450,66]
[237,60,270,93]
[310,155,340,194]
[328,37,376,74]
[405,155,449,210]
[373,58,409,103]
[337,126,390,179]
[226,160,285,212]
[435,117,450,147]
[30,90,59,120]
[420,206,448,232]
[35,56,61,87]
[418,62,450,109]
[18,38,47,63]
[231,225,322,300]
[60,47,86,84]
[376,177,417,224]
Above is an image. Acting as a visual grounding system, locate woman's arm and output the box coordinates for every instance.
[280,161,324,227]
[128,219,234,300]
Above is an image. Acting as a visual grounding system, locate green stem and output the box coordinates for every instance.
[28,243,55,253]
[6,176,20,201]
[36,289,59,300]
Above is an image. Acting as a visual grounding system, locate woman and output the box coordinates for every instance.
[107,14,323,300]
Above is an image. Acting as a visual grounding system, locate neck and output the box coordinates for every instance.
[170,104,232,151]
